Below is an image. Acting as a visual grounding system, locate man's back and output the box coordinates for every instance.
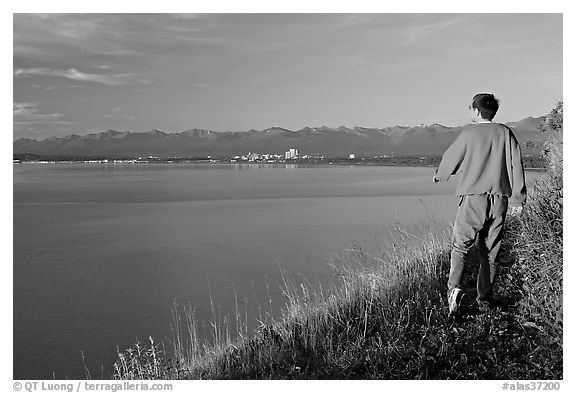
[435,122,526,207]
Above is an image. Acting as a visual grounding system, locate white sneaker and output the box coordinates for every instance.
[448,288,464,316]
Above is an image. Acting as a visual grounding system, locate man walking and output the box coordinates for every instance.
[434,93,526,316]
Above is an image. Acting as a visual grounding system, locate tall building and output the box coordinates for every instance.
[286,148,299,159]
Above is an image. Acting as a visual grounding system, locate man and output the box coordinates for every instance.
[433,93,526,316]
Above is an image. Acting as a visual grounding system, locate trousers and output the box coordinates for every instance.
[447,194,508,301]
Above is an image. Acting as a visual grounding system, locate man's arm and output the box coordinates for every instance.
[434,130,467,182]
[509,131,527,207]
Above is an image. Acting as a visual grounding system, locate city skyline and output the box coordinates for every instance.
[14,13,562,140]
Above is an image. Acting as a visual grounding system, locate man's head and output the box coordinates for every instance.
[469,93,499,122]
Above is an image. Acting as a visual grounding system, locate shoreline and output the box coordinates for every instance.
[13,160,547,172]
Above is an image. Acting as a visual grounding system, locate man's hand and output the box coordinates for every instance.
[509,205,524,217]
[433,175,439,183]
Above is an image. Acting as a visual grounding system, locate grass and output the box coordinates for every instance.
[111,103,563,380]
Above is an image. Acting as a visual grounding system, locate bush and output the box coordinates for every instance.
[508,100,563,351]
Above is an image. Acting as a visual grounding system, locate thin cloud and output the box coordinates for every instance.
[13,102,67,123]
[30,83,56,90]
[402,17,464,43]
[335,14,381,28]
[110,107,135,120]
[14,67,147,86]
[14,14,222,60]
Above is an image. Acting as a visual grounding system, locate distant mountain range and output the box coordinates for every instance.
[13,117,547,158]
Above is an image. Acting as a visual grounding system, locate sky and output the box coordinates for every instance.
[13,13,563,140]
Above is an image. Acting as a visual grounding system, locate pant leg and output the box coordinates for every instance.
[448,195,488,294]
[477,195,508,300]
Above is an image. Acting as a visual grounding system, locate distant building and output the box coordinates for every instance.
[247,152,260,162]
[285,148,299,159]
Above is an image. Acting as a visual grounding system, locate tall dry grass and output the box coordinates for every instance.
[149,221,454,379]
[112,219,454,379]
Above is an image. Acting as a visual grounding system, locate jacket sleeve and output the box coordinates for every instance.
[435,130,467,181]
[508,131,527,206]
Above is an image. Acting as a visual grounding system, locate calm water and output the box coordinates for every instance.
[12,163,540,379]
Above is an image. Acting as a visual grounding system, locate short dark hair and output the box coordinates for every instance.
[472,93,499,120]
